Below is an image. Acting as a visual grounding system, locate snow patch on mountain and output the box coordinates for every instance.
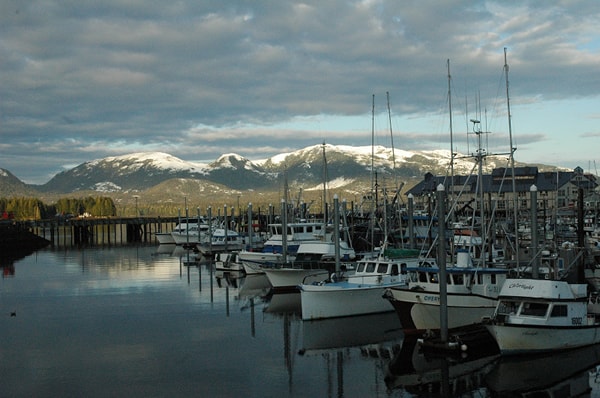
[93,181,122,192]
[89,152,208,172]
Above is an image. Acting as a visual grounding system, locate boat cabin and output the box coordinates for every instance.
[493,280,591,327]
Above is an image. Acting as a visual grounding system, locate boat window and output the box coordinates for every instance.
[490,274,497,284]
[391,264,399,276]
[497,300,519,315]
[357,263,366,273]
[418,271,428,283]
[453,274,464,285]
[400,263,407,275]
[429,273,438,284]
[550,305,568,317]
[377,263,388,273]
[521,302,549,317]
[477,273,483,284]
[366,262,376,273]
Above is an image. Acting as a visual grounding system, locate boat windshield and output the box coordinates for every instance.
[521,302,549,317]
[497,300,519,315]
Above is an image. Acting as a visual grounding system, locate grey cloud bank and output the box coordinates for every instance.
[2,1,600,184]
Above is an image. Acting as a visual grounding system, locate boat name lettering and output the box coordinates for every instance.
[423,295,440,302]
[508,282,535,290]
[572,317,583,325]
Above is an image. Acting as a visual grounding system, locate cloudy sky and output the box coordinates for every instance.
[2,1,600,184]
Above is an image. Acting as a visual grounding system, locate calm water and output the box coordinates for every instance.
[2,244,600,397]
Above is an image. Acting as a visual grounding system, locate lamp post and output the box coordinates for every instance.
[133,195,140,217]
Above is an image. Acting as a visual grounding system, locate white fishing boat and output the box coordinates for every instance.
[484,278,600,355]
[383,249,508,333]
[299,248,421,320]
[171,221,211,245]
[262,237,357,293]
[238,221,326,273]
[197,228,244,255]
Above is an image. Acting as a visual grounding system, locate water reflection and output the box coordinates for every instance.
[5,245,600,397]
[386,336,499,396]
[487,343,600,396]
[300,312,403,353]
[386,335,600,397]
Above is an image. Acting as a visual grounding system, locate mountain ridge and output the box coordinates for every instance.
[2,144,567,198]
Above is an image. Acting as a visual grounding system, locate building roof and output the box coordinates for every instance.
[406,167,598,197]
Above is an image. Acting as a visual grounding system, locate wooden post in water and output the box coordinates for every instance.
[207,206,213,255]
[437,183,448,344]
[224,204,228,253]
[531,185,539,279]
[333,195,340,277]
[247,203,253,250]
[281,199,288,263]
[408,193,415,249]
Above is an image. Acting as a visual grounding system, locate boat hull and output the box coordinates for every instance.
[485,323,600,355]
[263,268,330,293]
[385,288,497,333]
[238,251,286,269]
[300,282,400,320]
[171,232,200,245]
[155,232,175,245]
[198,242,244,255]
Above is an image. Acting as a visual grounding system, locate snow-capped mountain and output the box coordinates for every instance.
[21,144,545,194]
[38,152,210,192]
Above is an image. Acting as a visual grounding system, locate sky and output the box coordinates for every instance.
[2,1,600,185]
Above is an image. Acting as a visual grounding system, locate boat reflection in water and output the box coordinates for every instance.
[387,338,600,396]
[486,342,600,396]
[299,312,405,398]
[386,336,499,397]
[300,311,403,354]
[263,292,302,314]
[238,273,271,299]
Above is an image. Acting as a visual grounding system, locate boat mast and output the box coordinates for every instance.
[447,60,456,265]
[322,141,328,224]
[386,91,397,188]
[370,94,376,253]
[448,59,455,224]
[504,47,520,268]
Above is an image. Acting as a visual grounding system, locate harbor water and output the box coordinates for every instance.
[2,244,600,397]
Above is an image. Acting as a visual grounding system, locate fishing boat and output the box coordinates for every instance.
[238,221,326,274]
[171,221,211,245]
[299,247,421,320]
[383,249,508,333]
[197,228,244,255]
[483,278,600,355]
[262,236,356,293]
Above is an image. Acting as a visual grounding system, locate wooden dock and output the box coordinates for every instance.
[16,216,181,247]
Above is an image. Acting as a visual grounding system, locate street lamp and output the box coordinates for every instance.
[133,195,140,217]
